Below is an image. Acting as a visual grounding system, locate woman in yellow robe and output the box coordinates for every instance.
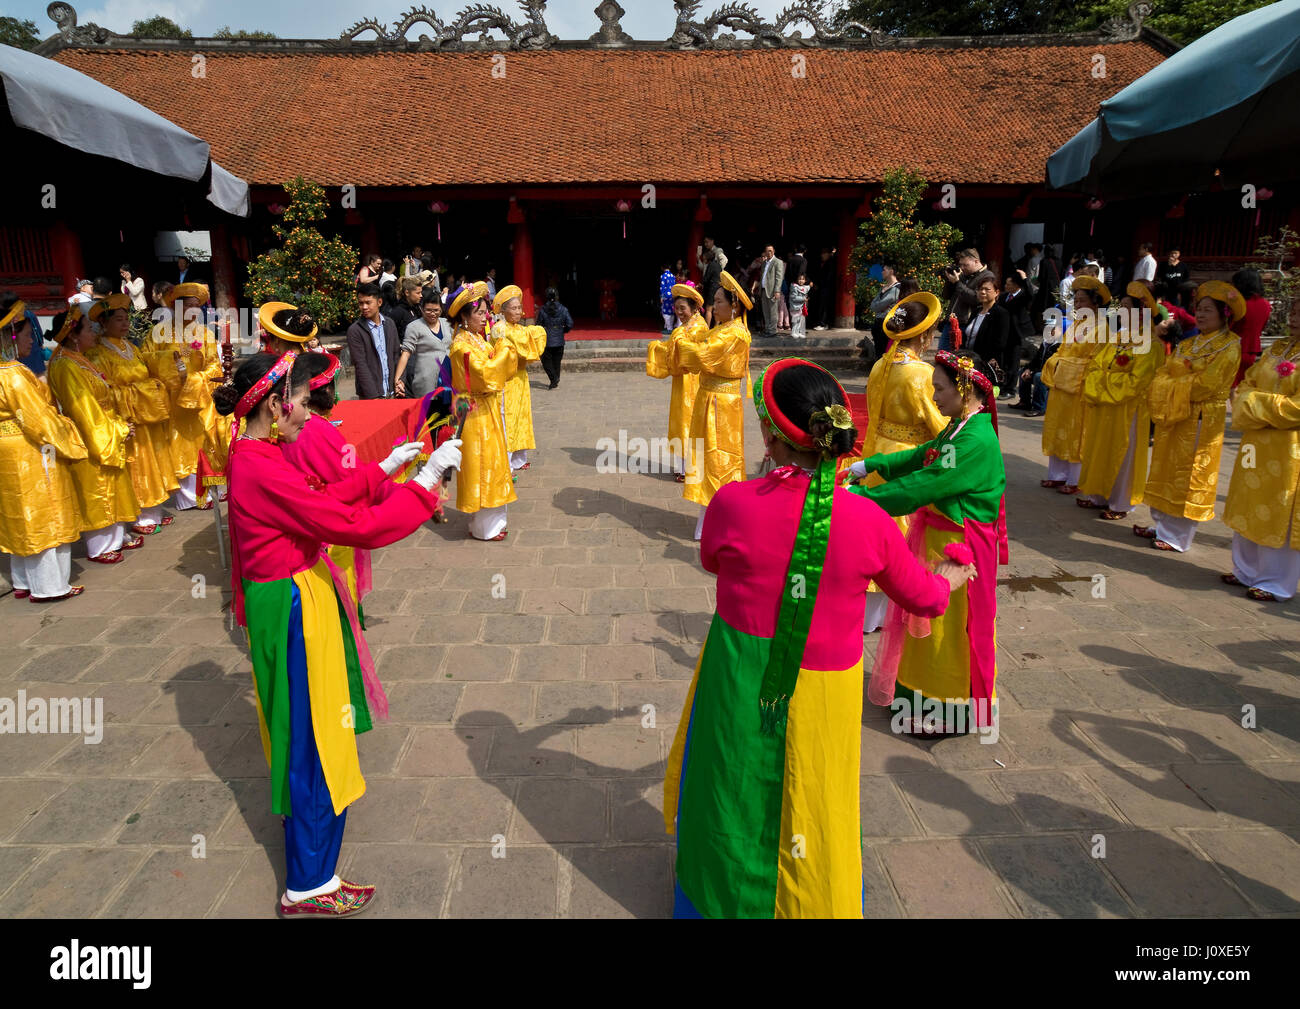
[1221,296,1300,600]
[491,285,545,472]
[845,292,946,631]
[672,270,752,540]
[1135,281,1244,552]
[48,306,142,564]
[646,282,708,481]
[448,282,519,541]
[0,299,88,602]
[87,294,178,534]
[1040,276,1109,495]
[1076,282,1163,519]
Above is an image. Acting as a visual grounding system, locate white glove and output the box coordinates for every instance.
[848,460,868,479]
[414,438,463,491]
[380,441,424,476]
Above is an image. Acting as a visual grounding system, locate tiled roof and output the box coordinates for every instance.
[53,45,1165,188]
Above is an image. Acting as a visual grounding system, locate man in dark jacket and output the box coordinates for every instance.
[1000,271,1037,395]
[536,286,574,389]
[942,248,996,330]
[700,249,722,325]
[347,283,399,399]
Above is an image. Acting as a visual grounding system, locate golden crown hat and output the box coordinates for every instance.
[1071,275,1112,304]
[0,299,26,330]
[449,281,489,320]
[87,293,132,323]
[1195,280,1247,323]
[670,283,704,308]
[492,285,523,313]
[173,282,210,304]
[719,270,753,312]
[882,291,943,342]
[54,304,85,343]
[1125,281,1158,315]
[259,301,318,344]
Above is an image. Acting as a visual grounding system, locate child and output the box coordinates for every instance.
[789,273,811,338]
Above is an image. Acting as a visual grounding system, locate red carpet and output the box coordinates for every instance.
[565,318,662,342]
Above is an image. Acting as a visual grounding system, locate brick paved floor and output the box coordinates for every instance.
[1,367,1298,918]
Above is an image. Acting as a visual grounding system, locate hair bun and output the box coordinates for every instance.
[212,383,240,416]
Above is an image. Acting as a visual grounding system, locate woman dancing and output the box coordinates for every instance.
[646,281,709,481]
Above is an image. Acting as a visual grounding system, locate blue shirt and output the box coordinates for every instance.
[366,316,390,395]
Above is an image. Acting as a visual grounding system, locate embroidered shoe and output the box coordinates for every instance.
[278,883,375,919]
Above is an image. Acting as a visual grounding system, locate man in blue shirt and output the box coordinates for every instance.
[346,283,399,399]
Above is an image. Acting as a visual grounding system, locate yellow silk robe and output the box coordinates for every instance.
[492,319,545,453]
[857,348,947,590]
[0,360,87,556]
[145,344,206,482]
[88,336,178,509]
[1077,335,1162,500]
[1223,339,1300,548]
[1041,331,1106,464]
[646,312,708,453]
[1145,328,1241,522]
[450,329,519,512]
[48,349,140,530]
[672,316,750,507]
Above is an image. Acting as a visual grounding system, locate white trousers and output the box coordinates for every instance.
[864,592,889,633]
[1232,530,1300,599]
[138,505,164,527]
[9,543,72,599]
[1087,413,1140,514]
[1047,456,1081,484]
[171,473,198,510]
[285,874,341,903]
[468,506,508,540]
[83,523,124,559]
[510,450,529,470]
[662,313,675,331]
[694,505,707,541]
[1150,508,1198,552]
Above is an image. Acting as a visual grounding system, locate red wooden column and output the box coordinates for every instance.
[508,197,535,318]
[49,221,84,300]
[687,194,711,283]
[835,207,861,328]
[209,220,237,311]
[985,211,1008,280]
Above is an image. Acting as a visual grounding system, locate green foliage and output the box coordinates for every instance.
[1245,226,1300,339]
[849,167,963,307]
[0,16,41,50]
[130,16,192,39]
[213,26,278,39]
[834,0,1273,43]
[244,178,361,333]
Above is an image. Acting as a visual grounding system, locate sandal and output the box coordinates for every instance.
[1040,479,1065,488]
[1099,510,1127,520]
[31,585,85,603]
[131,524,160,536]
[122,536,145,550]
[674,473,687,483]
[1246,587,1279,602]
[1058,484,1079,495]
[1076,498,1102,509]
[518,462,531,471]
[87,551,124,564]
[489,530,508,541]
[11,589,29,600]
[1151,539,1178,552]
[1133,525,1157,540]
[1221,573,1244,586]
[159,515,175,527]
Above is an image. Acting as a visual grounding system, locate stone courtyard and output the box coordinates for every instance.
[1,366,1299,918]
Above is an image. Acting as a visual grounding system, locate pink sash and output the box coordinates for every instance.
[320,549,389,721]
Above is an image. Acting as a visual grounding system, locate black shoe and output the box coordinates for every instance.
[1025,410,1044,418]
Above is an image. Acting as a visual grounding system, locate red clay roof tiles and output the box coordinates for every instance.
[53,44,1165,187]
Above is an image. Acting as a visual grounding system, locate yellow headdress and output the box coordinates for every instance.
[449,281,489,320]
[670,283,704,309]
[1125,281,1158,316]
[719,270,753,312]
[258,302,318,344]
[1194,281,1247,324]
[492,285,523,314]
[173,282,210,304]
[882,291,942,342]
[55,304,86,343]
[1071,275,1111,305]
[0,299,25,330]
[87,293,132,323]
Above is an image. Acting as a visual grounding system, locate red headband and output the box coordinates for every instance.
[935,350,994,396]
[230,351,297,444]
[309,352,340,390]
[757,357,850,452]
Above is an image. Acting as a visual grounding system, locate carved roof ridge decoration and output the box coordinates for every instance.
[39,1,1170,53]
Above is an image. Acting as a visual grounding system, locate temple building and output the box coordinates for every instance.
[11,2,1290,325]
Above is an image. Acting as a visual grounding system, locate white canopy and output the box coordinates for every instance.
[0,43,249,216]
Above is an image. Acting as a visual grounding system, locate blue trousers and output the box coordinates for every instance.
[284,584,347,892]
